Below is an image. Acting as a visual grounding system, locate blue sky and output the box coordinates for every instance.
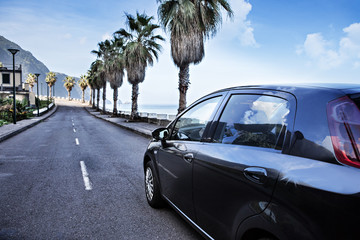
[1,0,360,105]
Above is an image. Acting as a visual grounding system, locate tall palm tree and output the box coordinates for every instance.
[78,74,88,103]
[114,12,164,120]
[88,60,101,109]
[106,37,125,116]
[92,40,112,114]
[89,60,104,111]
[63,76,76,101]
[25,73,36,92]
[87,70,95,107]
[157,0,233,113]
[45,72,57,98]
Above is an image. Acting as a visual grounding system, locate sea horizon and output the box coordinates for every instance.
[103,102,178,115]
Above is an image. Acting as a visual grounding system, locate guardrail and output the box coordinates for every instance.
[32,103,54,116]
[52,97,177,126]
[94,106,177,127]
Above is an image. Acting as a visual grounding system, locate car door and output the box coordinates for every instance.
[193,90,296,239]
[156,95,224,221]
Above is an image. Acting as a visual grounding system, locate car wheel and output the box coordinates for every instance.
[145,161,164,208]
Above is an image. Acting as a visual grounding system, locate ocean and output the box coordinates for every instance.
[103,102,178,115]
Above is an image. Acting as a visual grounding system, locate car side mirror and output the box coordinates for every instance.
[152,128,169,141]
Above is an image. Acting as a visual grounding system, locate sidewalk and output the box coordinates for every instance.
[84,107,158,138]
[0,102,161,143]
[0,105,58,143]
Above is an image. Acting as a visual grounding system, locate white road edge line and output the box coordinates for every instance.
[80,161,92,190]
[75,138,79,145]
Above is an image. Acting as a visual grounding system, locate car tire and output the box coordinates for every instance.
[145,161,164,208]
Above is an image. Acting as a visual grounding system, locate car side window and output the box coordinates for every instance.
[171,97,221,141]
[213,94,290,149]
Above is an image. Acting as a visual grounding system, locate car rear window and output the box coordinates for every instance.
[350,93,360,108]
[213,94,290,149]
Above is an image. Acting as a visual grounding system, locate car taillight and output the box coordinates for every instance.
[327,96,360,169]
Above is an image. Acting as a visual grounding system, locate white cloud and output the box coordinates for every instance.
[64,33,72,39]
[226,0,258,47]
[102,33,112,41]
[298,23,360,69]
[79,37,87,45]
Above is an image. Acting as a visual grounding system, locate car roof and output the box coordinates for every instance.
[209,83,360,95]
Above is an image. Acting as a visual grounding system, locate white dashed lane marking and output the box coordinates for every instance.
[80,161,92,190]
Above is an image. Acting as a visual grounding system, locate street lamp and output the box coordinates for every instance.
[47,84,49,110]
[35,73,40,117]
[8,48,19,124]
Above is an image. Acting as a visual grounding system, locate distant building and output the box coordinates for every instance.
[0,63,35,105]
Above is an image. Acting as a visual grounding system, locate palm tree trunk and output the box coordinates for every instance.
[113,87,118,116]
[49,85,52,98]
[89,88,93,105]
[96,88,100,111]
[178,64,190,114]
[102,82,106,114]
[82,90,85,103]
[68,90,71,101]
[93,89,96,109]
[130,83,139,120]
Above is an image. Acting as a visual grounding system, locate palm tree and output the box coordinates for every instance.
[89,60,104,111]
[78,74,88,103]
[25,73,36,92]
[114,12,164,120]
[63,76,76,100]
[87,70,94,106]
[45,72,57,98]
[92,40,112,114]
[105,37,125,116]
[157,0,233,113]
[88,61,99,108]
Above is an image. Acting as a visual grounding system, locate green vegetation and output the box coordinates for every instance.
[0,98,32,125]
[157,0,233,113]
[0,97,53,126]
[90,12,163,118]
[88,60,103,111]
[86,1,232,117]
[45,72,57,97]
[63,76,76,100]
[114,13,164,119]
[78,74,89,103]
[25,73,36,92]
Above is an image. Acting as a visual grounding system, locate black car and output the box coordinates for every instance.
[143,84,360,240]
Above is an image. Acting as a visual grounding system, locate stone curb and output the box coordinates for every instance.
[0,105,58,143]
[84,107,153,138]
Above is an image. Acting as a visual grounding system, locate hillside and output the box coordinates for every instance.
[0,35,86,99]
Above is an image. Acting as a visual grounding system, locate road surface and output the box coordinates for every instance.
[0,101,203,239]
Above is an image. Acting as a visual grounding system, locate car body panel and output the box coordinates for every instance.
[143,84,360,240]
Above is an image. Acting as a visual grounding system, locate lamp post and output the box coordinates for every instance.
[8,48,19,124]
[47,84,49,110]
[35,73,40,116]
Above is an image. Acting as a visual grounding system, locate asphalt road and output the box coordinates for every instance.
[0,102,203,239]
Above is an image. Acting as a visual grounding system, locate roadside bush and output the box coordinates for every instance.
[0,98,34,124]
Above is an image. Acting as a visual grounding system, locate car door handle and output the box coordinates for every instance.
[244,167,268,184]
[183,153,194,163]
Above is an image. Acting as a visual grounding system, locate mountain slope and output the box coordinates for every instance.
[0,35,86,99]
